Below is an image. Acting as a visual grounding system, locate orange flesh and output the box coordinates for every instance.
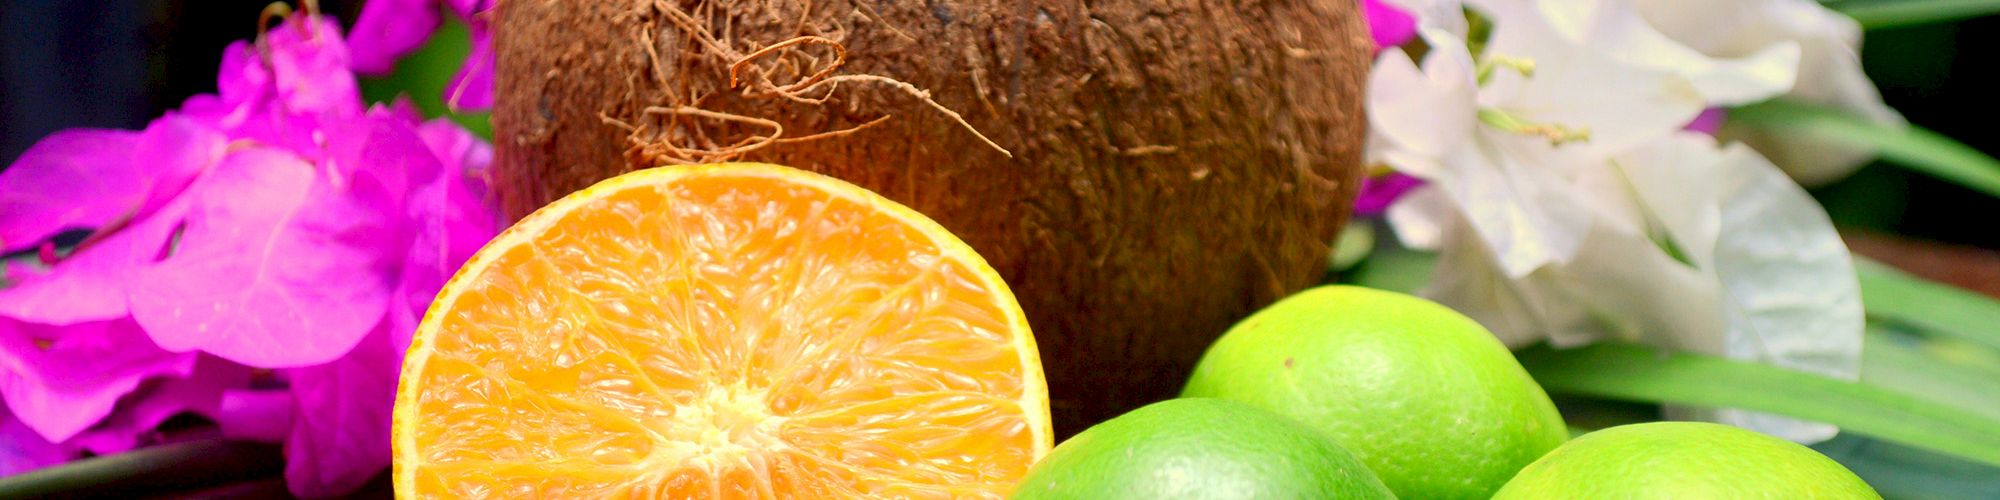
[395,166,1048,498]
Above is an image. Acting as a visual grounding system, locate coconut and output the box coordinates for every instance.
[491,0,1371,434]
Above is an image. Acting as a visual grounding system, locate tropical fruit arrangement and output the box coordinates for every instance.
[11,0,2000,496]
[392,163,1878,498]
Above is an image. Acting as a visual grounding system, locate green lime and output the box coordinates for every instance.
[1181,285,1567,499]
[1009,398,1393,499]
[1494,421,1878,498]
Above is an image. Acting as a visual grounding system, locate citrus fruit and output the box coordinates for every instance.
[1010,398,1393,500]
[392,163,1052,497]
[1181,285,1567,499]
[1494,421,1878,499]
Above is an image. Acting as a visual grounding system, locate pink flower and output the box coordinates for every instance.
[0,12,499,496]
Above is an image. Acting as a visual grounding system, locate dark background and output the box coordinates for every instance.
[1,1,1994,247]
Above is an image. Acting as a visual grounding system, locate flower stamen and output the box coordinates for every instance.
[1478,108,1591,145]
[1476,55,1536,84]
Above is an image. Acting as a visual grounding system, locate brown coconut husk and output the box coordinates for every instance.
[492,0,1372,435]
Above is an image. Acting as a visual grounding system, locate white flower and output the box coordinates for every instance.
[1369,4,1863,442]
[1391,134,1862,442]
[1478,0,1801,106]
[1624,0,1903,184]
[1370,25,1702,277]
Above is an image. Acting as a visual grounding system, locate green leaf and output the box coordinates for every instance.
[1813,433,2000,500]
[1835,0,2000,31]
[1864,324,2000,421]
[1855,257,2000,352]
[1518,342,2000,467]
[1729,100,2000,199]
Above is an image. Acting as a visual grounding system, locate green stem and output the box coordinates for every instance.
[0,439,282,498]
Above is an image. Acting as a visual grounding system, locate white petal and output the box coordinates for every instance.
[1636,0,1852,58]
[1437,132,1600,276]
[1518,0,1800,105]
[1611,133,1729,265]
[1547,225,1726,351]
[1414,210,1718,351]
[1726,28,1904,184]
[1418,214,1566,348]
[1386,185,1454,250]
[1712,143,1864,382]
[1368,32,1480,160]
[1638,0,1903,184]
[1699,142,1862,441]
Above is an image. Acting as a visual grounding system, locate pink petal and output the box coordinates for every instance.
[217,389,293,443]
[3,261,24,283]
[1364,0,1418,52]
[396,120,500,352]
[418,118,493,176]
[283,328,398,497]
[386,98,427,124]
[0,195,191,324]
[190,44,316,156]
[417,119,495,205]
[0,115,225,324]
[347,0,444,74]
[0,318,196,442]
[1686,107,1728,136]
[212,40,271,113]
[0,406,75,476]
[414,118,497,233]
[265,17,363,118]
[0,129,140,251]
[444,0,493,18]
[193,18,364,148]
[186,48,316,156]
[129,148,395,368]
[132,116,230,217]
[444,25,494,111]
[1355,172,1425,216]
[69,355,252,455]
[390,175,494,354]
[325,107,444,205]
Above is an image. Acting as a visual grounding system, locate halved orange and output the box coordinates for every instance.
[391,163,1052,497]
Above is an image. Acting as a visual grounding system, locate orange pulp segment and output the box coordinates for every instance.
[392,163,1052,498]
